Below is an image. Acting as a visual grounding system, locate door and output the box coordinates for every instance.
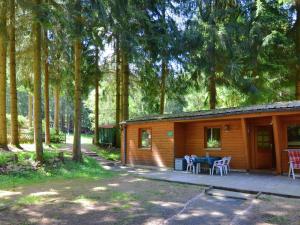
[254,126,276,170]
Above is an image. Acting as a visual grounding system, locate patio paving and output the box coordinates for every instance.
[76,147,300,198]
[134,170,300,198]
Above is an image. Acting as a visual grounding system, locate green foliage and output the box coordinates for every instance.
[6,114,28,129]
[49,128,66,143]
[4,0,300,137]
[88,144,120,161]
[0,151,115,189]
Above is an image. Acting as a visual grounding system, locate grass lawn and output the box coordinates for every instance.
[66,134,120,161]
[87,144,120,161]
[66,133,93,144]
[249,194,300,225]
[0,150,115,190]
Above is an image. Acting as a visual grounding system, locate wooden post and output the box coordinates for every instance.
[241,118,250,170]
[272,115,282,174]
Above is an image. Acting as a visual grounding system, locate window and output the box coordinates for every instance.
[288,125,300,148]
[205,127,221,149]
[139,128,152,149]
[257,129,272,150]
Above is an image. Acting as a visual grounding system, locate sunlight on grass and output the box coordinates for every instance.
[17,195,44,206]
[74,195,97,204]
[87,144,120,161]
[0,152,116,190]
[92,186,107,191]
[110,191,136,202]
[30,190,58,197]
[66,134,93,144]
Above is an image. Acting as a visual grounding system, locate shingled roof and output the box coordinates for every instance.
[122,101,300,124]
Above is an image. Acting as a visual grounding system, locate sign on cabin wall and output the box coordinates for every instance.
[167,131,174,137]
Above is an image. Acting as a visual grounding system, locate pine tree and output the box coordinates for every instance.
[32,0,43,162]
[44,30,50,145]
[72,0,83,162]
[0,2,8,150]
[9,0,20,147]
[94,47,99,145]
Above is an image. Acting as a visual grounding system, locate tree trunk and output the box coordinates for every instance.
[94,47,99,145]
[66,108,70,134]
[94,78,99,144]
[0,2,8,150]
[208,74,216,110]
[208,19,217,110]
[160,60,168,114]
[121,49,129,121]
[115,36,121,147]
[9,0,19,147]
[28,94,33,127]
[295,0,300,100]
[60,99,65,132]
[44,30,50,145]
[119,48,123,122]
[72,38,82,162]
[32,0,43,162]
[54,85,60,135]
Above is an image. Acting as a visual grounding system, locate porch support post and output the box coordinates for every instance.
[241,118,250,170]
[272,116,282,174]
[121,125,127,166]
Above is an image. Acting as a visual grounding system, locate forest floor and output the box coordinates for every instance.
[0,173,300,225]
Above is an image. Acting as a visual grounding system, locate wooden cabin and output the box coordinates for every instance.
[120,101,300,174]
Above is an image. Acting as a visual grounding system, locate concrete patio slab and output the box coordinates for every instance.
[166,193,245,225]
[76,147,300,198]
[137,170,300,198]
[206,189,256,200]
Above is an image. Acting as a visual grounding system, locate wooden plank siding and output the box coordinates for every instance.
[241,118,250,170]
[121,111,300,173]
[182,119,247,170]
[123,122,174,167]
[272,116,282,174]
[174,123,186,158]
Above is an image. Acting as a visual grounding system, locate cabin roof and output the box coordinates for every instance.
[122,101,300,124]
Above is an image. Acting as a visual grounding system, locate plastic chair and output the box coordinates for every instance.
[184,155,193,172]
[222,156,232,174]
[211,160,224,176]
[190,155,200,174]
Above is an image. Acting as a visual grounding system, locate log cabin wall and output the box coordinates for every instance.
[182,119,247,170]
[123,122,174,167]
[174,123,186,158]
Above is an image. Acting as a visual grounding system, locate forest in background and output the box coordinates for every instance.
[0,0,300,160]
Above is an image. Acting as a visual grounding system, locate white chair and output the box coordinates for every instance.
[211,160,224,176]
[184,155,193,172]
[222,156,232,174]
[190,155,200,174]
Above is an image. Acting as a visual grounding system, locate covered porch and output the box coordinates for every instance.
[173,113,300,174]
